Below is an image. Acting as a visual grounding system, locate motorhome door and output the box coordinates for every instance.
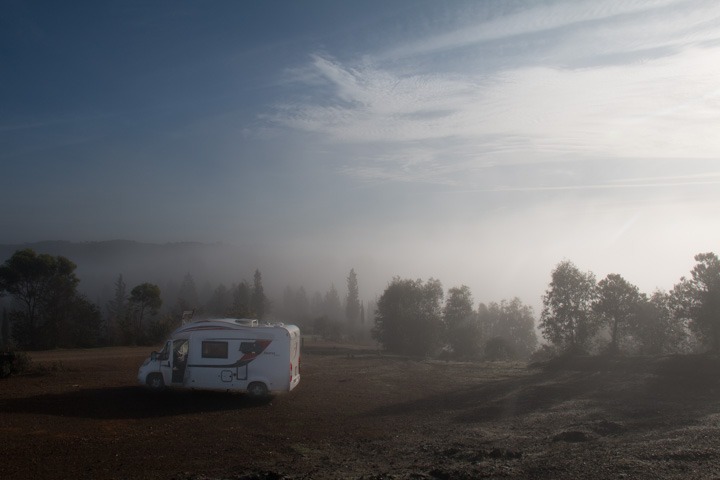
[171,339,188,384]
[157,340,172,385]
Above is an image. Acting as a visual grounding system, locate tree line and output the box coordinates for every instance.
[104,268,272,346]
[538,253,720,355]
[0,249,274,349]
[276,269,372,342]
[366,252,720,359]
[2,247,718,360]
[372,278,537,360]
[0,248,365,350]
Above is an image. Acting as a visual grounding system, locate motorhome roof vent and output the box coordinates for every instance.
[234,318,258,327]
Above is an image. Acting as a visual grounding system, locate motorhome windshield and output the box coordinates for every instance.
[157,341,170,360]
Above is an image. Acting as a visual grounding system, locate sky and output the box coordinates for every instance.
[2,0,719,310]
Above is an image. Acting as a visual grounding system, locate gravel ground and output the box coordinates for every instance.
[2,345,720,479]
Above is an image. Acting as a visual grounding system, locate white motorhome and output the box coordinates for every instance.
[137,318,301,397]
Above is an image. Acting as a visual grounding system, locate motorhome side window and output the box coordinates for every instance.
[201,341,228,359]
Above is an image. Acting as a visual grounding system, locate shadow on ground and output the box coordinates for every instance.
[0,386,271,420]
[361,354,720,431]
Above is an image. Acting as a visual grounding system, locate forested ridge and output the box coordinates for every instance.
[1,244,719,363]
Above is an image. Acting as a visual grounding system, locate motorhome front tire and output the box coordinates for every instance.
[146,373,165,392]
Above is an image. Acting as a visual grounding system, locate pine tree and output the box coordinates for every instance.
[345,268,360,326]
[251,269,267,320]
[105,274,128,345]
[177,273,199,313]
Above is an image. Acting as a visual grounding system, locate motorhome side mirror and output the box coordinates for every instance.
[151,351,157,361]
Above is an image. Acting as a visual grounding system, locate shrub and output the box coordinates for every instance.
[529,343,557,363]
[0,351,32,378]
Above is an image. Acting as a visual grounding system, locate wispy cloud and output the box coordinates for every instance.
[488,179,720,193]
[381,0,686,60]
[268,0,720,189]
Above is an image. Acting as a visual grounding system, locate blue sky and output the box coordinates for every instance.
[2,0,719,307]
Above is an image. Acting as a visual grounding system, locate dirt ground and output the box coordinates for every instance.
[3,343,720,479]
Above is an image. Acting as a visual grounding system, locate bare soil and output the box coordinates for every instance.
[3,343,720,479]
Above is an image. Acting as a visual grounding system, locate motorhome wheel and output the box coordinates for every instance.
[146,373,165,392]
[247,382,268,398]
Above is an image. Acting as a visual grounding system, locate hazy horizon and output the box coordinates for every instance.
[2,0,719,313]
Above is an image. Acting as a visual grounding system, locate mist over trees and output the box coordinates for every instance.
[177,273,199,314]
[370,279,537,360]
[539,260,598,352]
[675,253,720,350]
[594,273,642,353]
[251,269,268,320]
[125,283,163,344]
[366,253,720,360]
[276,270,373,343]
[479,298,537,360]
[1,243,719,362]
[0,246,281,348]
[536,253,720,356]
[373,277,445,356]
[345,268,361,327]
[444,285,482,358]
[105,274,127,341]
